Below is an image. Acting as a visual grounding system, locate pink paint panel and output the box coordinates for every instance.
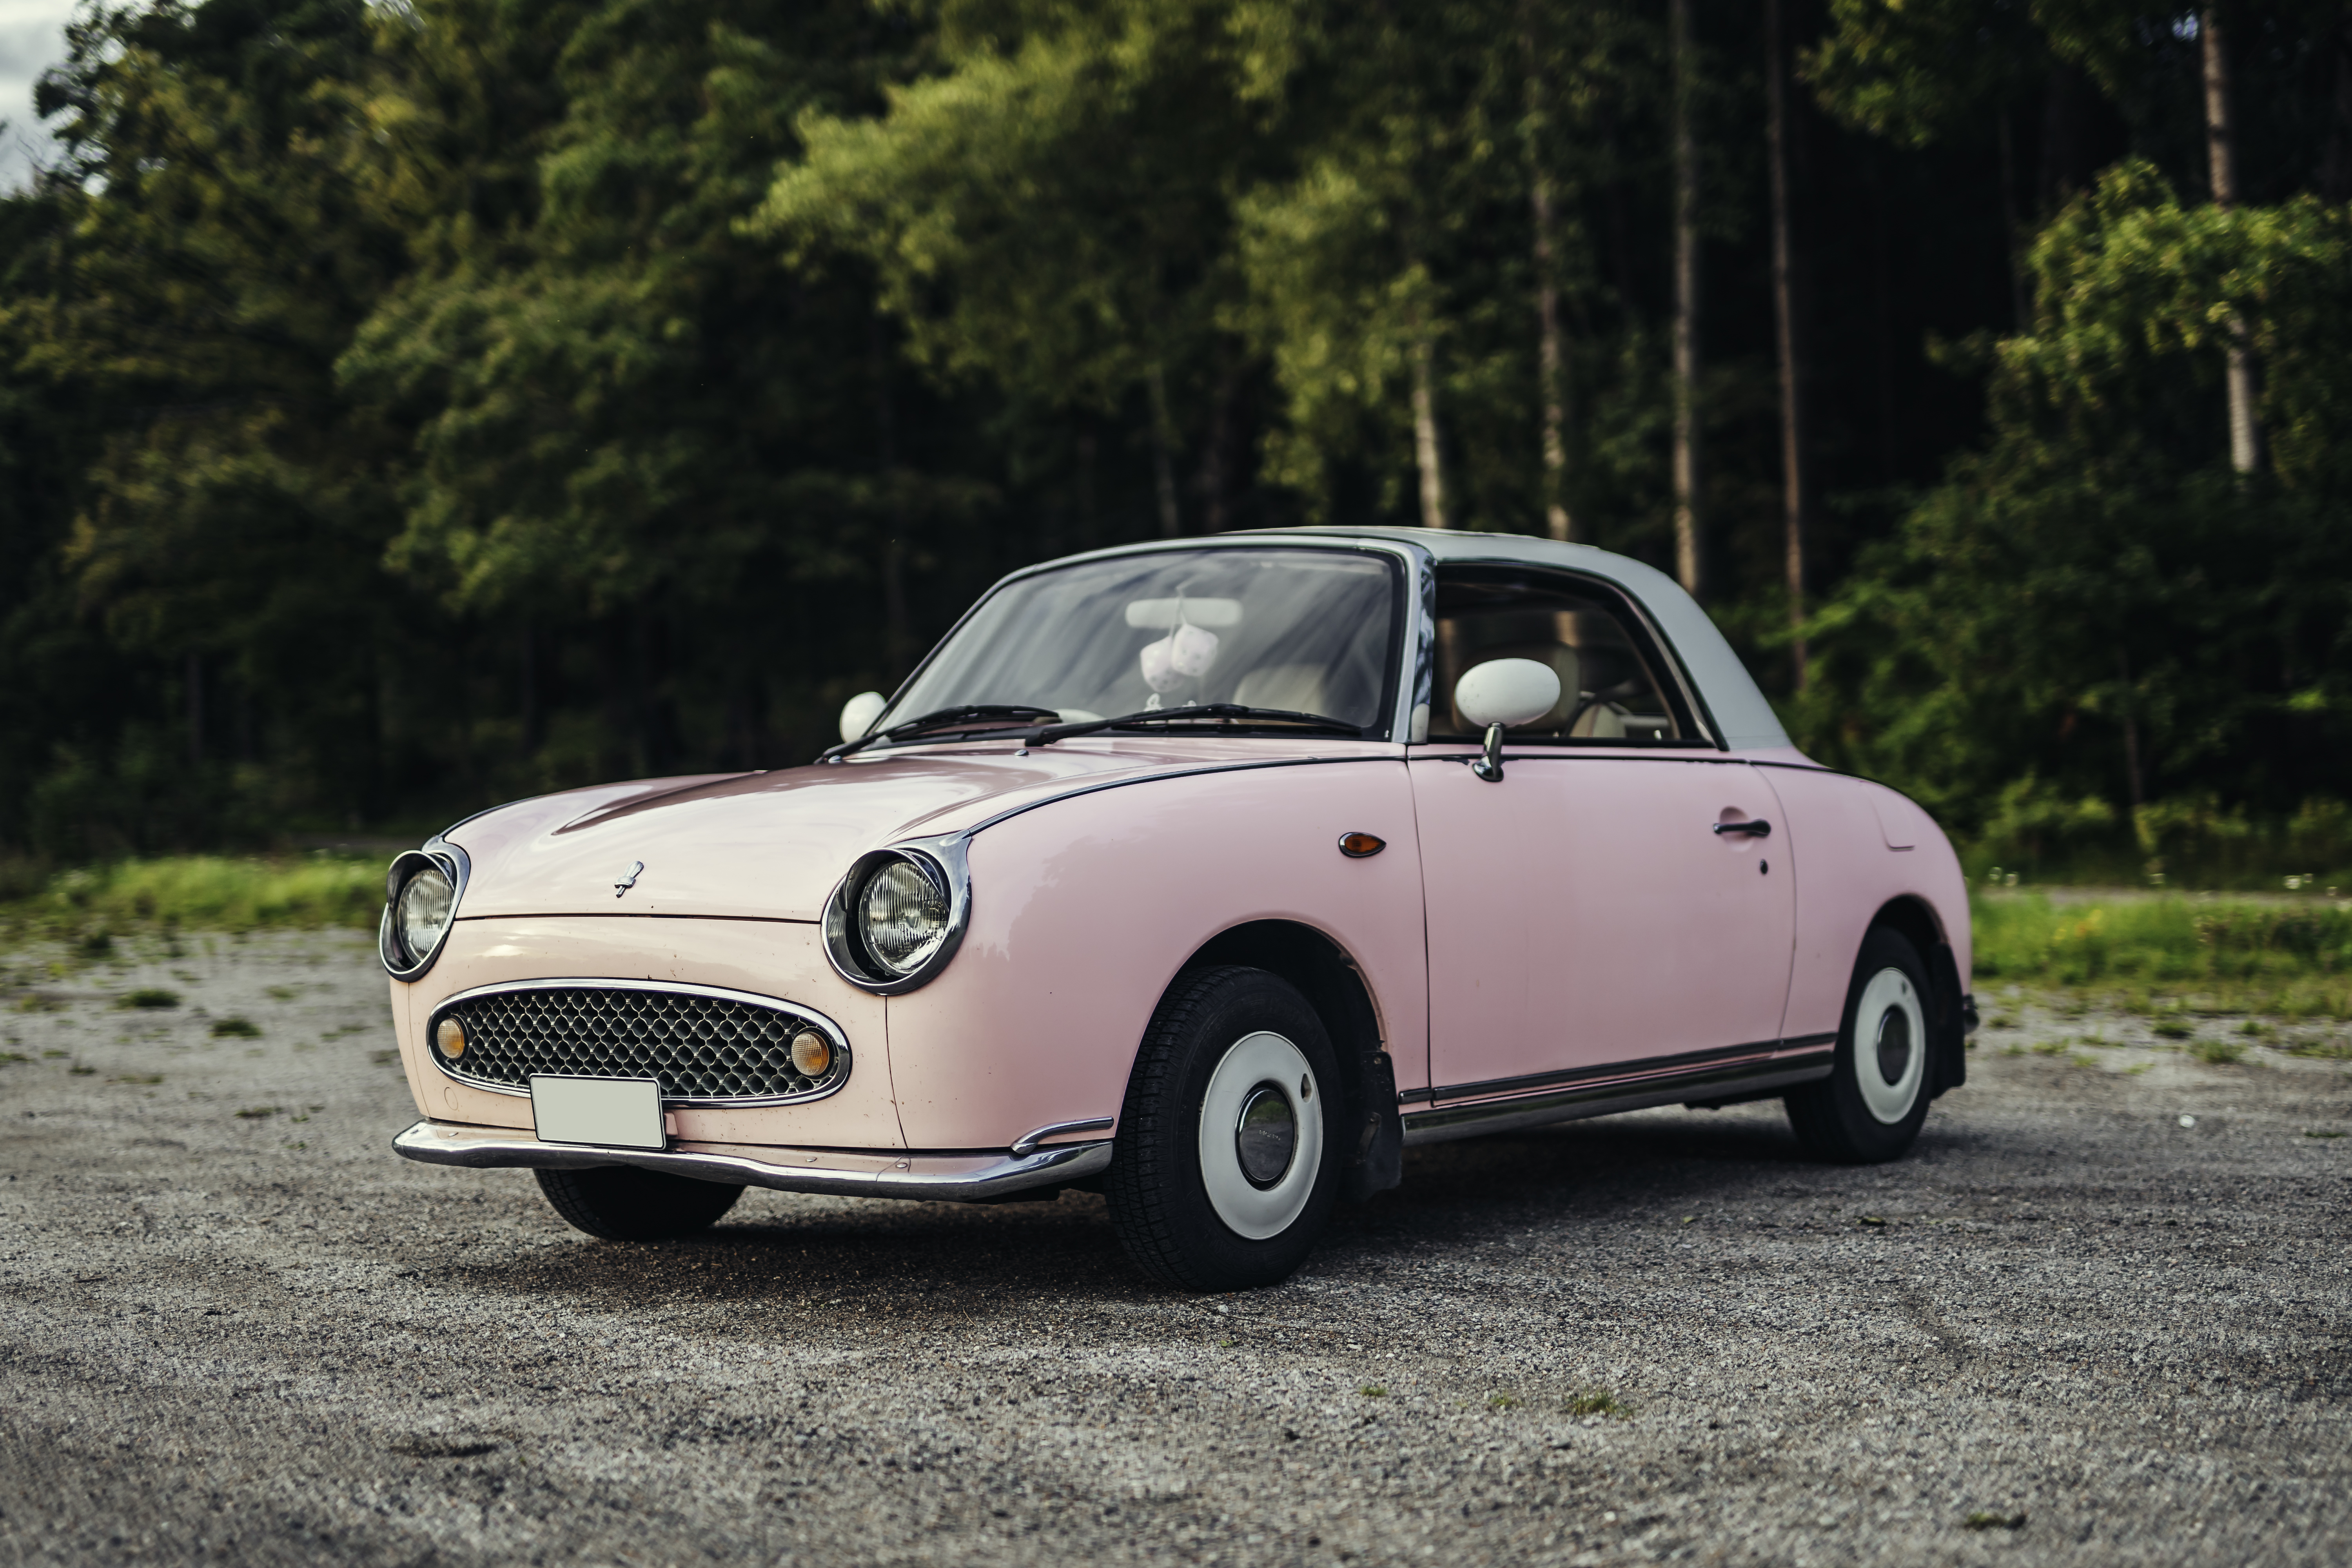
[397,916,898,1149]
[885,759,1428,1150]
[1414,754,1795,1094]
[1756,766,1972,1042]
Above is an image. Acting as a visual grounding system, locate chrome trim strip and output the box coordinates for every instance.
[380,838,471,982]
[392,1120,1111,1202]
[958,753,1403,842]
[421,978,852,1109]
[1009,1116,1115,1156]
[1427,1038,1794,1104]
[1400,1054,1833,1146]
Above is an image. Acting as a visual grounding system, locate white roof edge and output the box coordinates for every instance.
[1053,526,1791,751]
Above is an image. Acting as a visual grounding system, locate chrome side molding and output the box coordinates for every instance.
[1400,1051,1832,1147]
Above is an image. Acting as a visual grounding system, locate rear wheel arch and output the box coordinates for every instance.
[1868,895,1966,1097]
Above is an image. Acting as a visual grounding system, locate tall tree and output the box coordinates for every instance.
[1766,0,1811,686]
[2200,4,2261,474]
[1521,0,1571,542]
[1670,0,1702,594]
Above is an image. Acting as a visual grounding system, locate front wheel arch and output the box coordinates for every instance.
[1172,920,1399,1200]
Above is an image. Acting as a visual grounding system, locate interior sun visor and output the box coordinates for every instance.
[1124,597,1242,629]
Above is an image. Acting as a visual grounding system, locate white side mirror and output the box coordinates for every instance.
[1454,659,1562,730]
[1453,659,1561,783]
[838,691,887,744]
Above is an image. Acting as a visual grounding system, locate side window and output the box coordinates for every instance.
[1430,567,1695,743]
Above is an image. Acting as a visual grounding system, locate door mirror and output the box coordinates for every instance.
[838,691,887,744]
[1454,659,1562,731]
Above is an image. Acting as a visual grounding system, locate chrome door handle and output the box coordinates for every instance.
[1713,819,1771,838]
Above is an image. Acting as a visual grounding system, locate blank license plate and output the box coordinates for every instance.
[530,1076,665,1150]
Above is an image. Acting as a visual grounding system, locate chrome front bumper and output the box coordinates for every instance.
[392,1119,1111,1202]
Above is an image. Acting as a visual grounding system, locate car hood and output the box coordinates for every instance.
[446,737,1397,923]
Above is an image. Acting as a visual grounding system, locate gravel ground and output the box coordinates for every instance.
[3,929,2349,1567]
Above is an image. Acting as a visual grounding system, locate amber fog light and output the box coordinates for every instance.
[789,1030,833,1078]
[435,1017,467,1060]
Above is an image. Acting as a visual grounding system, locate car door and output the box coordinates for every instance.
[1410,566,1796,1102]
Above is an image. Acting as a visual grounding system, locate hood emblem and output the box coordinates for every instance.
[614,860,645,899]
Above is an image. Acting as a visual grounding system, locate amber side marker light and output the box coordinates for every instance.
[789,1030,833,1077]
[435,1017,467,1059]
[1338,833,1386,858]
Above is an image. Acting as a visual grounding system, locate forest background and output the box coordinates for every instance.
[0,0,2347,888]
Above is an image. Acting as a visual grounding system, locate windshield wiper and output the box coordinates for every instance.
[818,704,1064,762]
[1025,704,1364,748]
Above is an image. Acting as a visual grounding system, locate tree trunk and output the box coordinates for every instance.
[2202,5,2263,475]
[1196,359,1245,535]
[871,317,914,671]
[518,619,542,759]
[1996,106,2030,330]
[1670,0,1702,596]
[2118,652,2145,811]
[1410,313,1450,529]
[1147,365,1182,537]
[2318,19,2352,202]
[1522,0,1573,543]
[1766,0,1810,690]
[185,650,203,767]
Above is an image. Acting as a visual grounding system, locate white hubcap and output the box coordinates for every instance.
[1855,967,1926,1125]
[1197,1031,1323,1240]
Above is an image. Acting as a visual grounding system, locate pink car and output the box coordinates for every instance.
[387,528,1973,1290]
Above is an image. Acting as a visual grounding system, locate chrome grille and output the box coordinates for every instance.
[430,985,845,1104]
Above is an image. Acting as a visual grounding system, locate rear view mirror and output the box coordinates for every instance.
[838,691,887,744]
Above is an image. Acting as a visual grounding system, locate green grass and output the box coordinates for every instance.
[1973,894,2352,1017]
[210,1016,261,1038]
[0,855,382,939]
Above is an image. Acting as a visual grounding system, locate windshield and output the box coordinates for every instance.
[880,548,1403,736]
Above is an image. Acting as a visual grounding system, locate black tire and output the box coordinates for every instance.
[1105,965,1344,1291]
[1784,925,1934,1163]
[534,1165,744,1241]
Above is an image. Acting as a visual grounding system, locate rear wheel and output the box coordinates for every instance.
[1105,966,1342,1291]
[1784,925,1933,1163]
[534,1165,743,1241]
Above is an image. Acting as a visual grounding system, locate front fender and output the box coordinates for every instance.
[881,759,1430,1150]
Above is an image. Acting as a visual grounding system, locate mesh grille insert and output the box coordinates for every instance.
[432,986,842,1102]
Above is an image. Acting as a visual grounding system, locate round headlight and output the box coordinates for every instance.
[858,857,949,976]
[381,847,466,978]
[397,866,454,959]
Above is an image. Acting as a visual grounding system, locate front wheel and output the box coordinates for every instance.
[1105,965,1343,1291]
[534,1165,744,1241]
[1784,925,1933,1163]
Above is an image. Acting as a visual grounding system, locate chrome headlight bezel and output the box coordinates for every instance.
[379,841,470,980]
[822,839,971,995]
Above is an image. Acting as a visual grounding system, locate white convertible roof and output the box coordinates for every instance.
[1250,526,1792,751]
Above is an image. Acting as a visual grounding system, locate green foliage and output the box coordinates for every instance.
[3,855,383,934]
[1791,161,2352,838]
[1972,895,2352,1008]
[0,0,2343,865]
